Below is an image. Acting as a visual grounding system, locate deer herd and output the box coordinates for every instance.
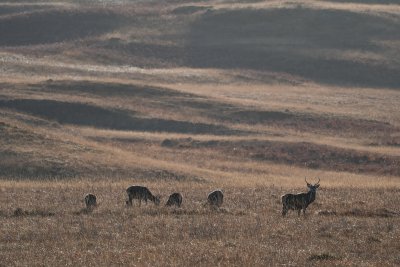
[84,178,320,217]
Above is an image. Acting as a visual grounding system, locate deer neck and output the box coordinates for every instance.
[307,190,316,204]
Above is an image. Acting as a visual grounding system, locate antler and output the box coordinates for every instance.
[305,177,310,185]
[316,177,320,185]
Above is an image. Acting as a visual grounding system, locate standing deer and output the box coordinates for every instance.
[126,186,160,207]
[84,194,97,211]
[282,178,320,217]
[207,190,224,208]
[166,193,183,207]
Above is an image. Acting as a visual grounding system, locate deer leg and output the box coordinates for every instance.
[297,209,301,216]
[282,206,288,216]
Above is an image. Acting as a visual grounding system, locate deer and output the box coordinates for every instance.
[126,186,160,207]
[166,192,183,207]
[84,194,97,211]
[207,190,224,208]
[281,178,320,217]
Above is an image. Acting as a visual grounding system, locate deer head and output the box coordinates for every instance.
[305,177,320,191]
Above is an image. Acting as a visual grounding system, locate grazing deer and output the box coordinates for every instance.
[207,190,224,208]
[282,178,320,217]
[84,194,97,210]
[166,192,183,207]
[126,186,160,207]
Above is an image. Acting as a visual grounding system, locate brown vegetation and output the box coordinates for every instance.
[0,182,399,266]
[1,0,400,266]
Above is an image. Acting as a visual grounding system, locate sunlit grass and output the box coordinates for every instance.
[1,0,400,265]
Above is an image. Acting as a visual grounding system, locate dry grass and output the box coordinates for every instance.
[1,0,400,266]
[0,180,399,266]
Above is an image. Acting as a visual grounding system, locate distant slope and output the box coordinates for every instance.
[1,79,399,179]
[184,7,400,88]
[1,2,399,88]
[0,1,399,181]
[1,80,397,137]
[0,8,125,46]
[0,114,203,180]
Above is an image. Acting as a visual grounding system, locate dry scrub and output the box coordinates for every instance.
[0,181,399,266]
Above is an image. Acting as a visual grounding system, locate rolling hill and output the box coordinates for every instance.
[0,1,400,266]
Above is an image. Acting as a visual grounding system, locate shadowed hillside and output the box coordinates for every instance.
[0,99,236,135]
[323,0,400,3]
[161,137,400,176]
[3,80,397,138]
[0,8,125,46]
[0,5,49,16]
[1,3,399,88]
[2,77,398,179]
[185,7,400,88]
[0,118,204,180]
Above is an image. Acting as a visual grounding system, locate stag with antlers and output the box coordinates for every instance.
[281,178,320,217]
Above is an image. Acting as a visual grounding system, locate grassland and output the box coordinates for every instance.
[1,0,400,266]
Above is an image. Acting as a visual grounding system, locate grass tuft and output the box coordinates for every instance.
[13,207,55,217]
[308,253,338,261]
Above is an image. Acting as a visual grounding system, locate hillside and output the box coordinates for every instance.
[0,1,400,178]
[0,1,400,266]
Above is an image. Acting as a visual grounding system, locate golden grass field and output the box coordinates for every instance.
[1,0,400,266]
